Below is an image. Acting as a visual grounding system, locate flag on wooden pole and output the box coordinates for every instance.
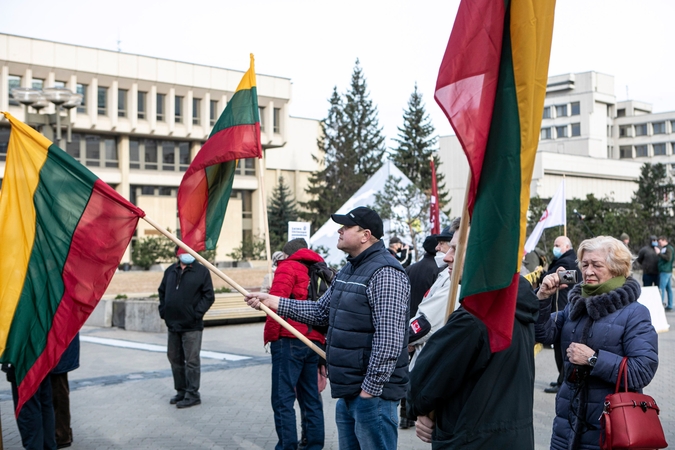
[0,112,144,415]
[524,179,566,252]
[178,54,263,251]
[435,0,556,352]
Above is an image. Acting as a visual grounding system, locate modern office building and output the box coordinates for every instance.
[439,71,675,216]
[0,33,322,263]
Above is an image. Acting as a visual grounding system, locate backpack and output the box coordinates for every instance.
[306,261,338,302]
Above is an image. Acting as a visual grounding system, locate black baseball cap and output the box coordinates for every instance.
[432,225,455,242]
[331,206,384,239]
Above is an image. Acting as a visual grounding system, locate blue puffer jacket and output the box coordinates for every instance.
[535,277,658,450]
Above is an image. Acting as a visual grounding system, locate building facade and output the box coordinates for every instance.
[0,33,322,263]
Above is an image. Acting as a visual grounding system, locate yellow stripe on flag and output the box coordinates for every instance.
[510,0,556,264]
[235,54,257,92]
[0,113,51,355]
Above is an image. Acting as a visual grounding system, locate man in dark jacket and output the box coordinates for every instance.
[636,235,660,287]
[407,217,539,449]
[388,236,413,268]
[542,236,579,394]
[264,238,326,450]
[158,249,215,408]
[405,235,442,317]
[246,206,410,450]
[658,235,674,310]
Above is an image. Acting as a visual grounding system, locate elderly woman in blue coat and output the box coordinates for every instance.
[535,236,658,450]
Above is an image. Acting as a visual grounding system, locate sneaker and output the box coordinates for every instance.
[176,397,201,409]
[169,395,184,405]
[544,385,560,394]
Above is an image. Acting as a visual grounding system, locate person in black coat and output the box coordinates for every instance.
[636,235,660,287]
[158,249,215,409]
[542,236,580,394]
[405,236,442,317]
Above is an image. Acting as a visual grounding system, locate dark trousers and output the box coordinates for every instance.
[553,341,564,385]
[50,372,72,447]
[8,368,56,450]
[643,273,659,287]
[271,338,324,450]
[167,330,203,400]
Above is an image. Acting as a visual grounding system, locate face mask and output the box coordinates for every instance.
[434,252,447,269]
[178,253,196,265]
[652,241,659,247]
[552,247,562,258]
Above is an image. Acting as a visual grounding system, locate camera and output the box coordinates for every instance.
[559,270,578,285]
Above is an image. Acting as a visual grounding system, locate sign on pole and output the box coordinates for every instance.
[288,221,311,243]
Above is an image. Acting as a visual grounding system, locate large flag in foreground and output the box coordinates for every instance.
[178,54,263,251]
[435,0,556,351]
[524,179,566,252]
[0,112,144,414]
[430,159,441,235]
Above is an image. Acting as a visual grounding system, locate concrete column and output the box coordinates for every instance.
[23,68,32,88]
[149,85,157,132]
[186,90,193,136]
[118,135,130,200]
[221,94,227,116]
[168,87,175,134]
[130,83,138,131]
[45,72,56,114]
[90,78,98,128]
[266,100,274,143]
[203,92,211,136]
[281,102,288,141]
[111,80,119,129]
[67,75,77,124]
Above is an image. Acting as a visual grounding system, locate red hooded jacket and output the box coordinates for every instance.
[263,248,327,345]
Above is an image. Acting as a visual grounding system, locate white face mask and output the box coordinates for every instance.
[435,252,447,269]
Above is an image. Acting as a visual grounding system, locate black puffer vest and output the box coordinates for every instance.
[326,240,409,400]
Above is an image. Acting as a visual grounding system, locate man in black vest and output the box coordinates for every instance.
[246,206,410,450]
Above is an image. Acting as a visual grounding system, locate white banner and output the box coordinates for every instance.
[524,180,566,253]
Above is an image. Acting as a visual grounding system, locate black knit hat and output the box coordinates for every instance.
[282,238,308,256]
[423,236,438,254]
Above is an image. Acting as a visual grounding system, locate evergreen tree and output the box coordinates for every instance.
[391,83,450,212]
[302,60,386,231]
[268,176,299,251]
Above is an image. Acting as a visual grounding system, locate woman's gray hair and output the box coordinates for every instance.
[577,236,632,278]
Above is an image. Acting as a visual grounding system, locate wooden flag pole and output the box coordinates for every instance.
[258,157,273,280]
[444,175,472,321]
[563,174,567,237]
[141,215,326,360]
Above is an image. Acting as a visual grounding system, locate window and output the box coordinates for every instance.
[97,86,108,115]
[571,123,581,137]
[235,158,256,176]
[619,125,632,138]
[129,139,189,171]
[542,106,551,119]
[53,81,66,88]
[156,94,165,121]
[635,145,648,157]
[607,125,612,137]
[104,138,118,167]
[540,127,552,140]
[138,91,146,119]
[76,84,87,113]
[86,136,100,165]
[32,78,44,90]
[66,134,81,159]
[192,98,201,125]
[671,121,675,133]
[556,125,568,138]
[129,139,140,169]
[273,107,281,133]
[66,133,118,167]
[118,89,127,117]
[619,146,633,159]
[617,108,626,118]
[175,96,183,123]
[145,140,158,170]
[653,143,667,156]
[8,75,21,106]
[179,142,190,171]
[555,104,567,117]
[0,127,10,162]
[653,122,666,134]
[159,187,173,196]
[634,124,647,136]
[162,140,175,171]
[210,100,218,126]
[259,106,266,131]
[570,102,580,115]
[141,186,155,195]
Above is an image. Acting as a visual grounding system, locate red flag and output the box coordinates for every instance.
[430,159,441,235]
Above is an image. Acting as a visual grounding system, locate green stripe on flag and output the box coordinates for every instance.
[204,160,237,250]
[209,87,260,138]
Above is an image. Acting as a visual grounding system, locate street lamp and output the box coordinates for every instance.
[10,87,82,142]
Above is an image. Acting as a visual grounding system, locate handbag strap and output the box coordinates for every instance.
[614,356,629,393]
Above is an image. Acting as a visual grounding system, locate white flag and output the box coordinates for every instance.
[524,180,566,253]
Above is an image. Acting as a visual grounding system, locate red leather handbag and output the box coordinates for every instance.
[600,357,667,450]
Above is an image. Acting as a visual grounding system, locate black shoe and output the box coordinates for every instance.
[666,307,673,312]
[544,385,560,394]
[176,397,201,408]
[549,381,558,387]
[57,443,72,449]
[170,394,185,405]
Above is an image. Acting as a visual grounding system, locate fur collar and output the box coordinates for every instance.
[567,276,641,321]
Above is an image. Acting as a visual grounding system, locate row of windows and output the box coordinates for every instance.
[619,121,675,138]
[543,102,580,119]
[128,186,253,218]
[619,143,675,159]
[8,75,281,132]
[66,133,118,168]
[541,123,581,140]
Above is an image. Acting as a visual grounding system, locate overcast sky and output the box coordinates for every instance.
[2,0,673,144]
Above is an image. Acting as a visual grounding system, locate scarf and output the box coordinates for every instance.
[581,276,626,298]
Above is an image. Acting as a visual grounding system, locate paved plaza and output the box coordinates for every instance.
[1,318,673,449]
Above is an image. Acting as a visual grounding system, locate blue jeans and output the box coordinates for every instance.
[271,338,324,450]
[335,395,399,450]
[659,272,673,308]
[167,330,202,400]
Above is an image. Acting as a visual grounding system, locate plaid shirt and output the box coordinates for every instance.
[278,265,410,397]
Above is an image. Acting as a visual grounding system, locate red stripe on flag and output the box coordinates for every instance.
[16,180,141,415]
[178,170,209,251]
[461,273,519,352]
[434,0,505,214]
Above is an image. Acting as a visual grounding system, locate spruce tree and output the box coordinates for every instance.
[268,176,299,251]
[391,83,450,211]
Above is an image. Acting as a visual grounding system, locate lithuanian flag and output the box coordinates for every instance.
[435,0,555,352]
[0,112,144,414]
[178,54,263,252]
